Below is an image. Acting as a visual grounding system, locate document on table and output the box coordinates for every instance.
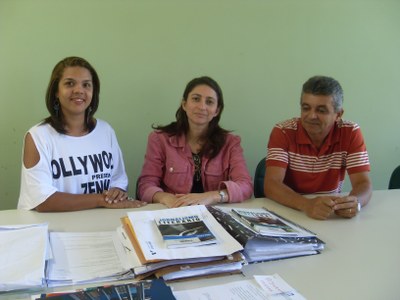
[173,274,306,300]
[126,205,243,262]
[0,223,49,292]
[46,231,134,286]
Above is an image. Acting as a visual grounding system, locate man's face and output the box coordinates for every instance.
[300,93,343,143]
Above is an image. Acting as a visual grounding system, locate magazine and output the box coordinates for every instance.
[231,208,315,237]
[33,279,176,300]
[155,215,217,248]
[231,208,299,236]
[208,206,324,263]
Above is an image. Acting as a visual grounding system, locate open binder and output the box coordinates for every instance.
[208,206,325,263]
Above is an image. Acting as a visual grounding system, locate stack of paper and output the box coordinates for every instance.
[46,231,135,287]
[121,205,245,281]
[0,223,49,292]
[208,206,325,263]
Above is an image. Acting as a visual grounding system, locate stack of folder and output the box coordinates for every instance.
[120,205,245,281]
[208,206,325,263]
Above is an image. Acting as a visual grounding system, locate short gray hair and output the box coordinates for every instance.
[301,76,343,112]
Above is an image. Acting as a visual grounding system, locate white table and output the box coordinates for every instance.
[1,189,399,300]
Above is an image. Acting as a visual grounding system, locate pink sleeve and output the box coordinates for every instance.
[137,132,164,202]
[219,135,253,202]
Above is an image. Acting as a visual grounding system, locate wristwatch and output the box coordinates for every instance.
[357,201,361,212]
[218,190,227,203]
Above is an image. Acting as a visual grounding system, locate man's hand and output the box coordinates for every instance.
[303,196,336,220]
[333,195,359,218]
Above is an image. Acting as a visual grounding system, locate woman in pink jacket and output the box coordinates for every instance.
[137,76,253,208]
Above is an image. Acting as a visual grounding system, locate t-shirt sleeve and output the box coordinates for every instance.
[265,126,289,169]
[346,127,371,174]
[108,126,128,191]
[17,130,57,210]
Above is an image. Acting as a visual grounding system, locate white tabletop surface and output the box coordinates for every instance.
[1,189,399,300]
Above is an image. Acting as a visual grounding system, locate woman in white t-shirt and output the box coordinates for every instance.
[18,56,146,212]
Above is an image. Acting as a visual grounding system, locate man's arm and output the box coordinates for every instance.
[264,166,336,220]
[348,171,372,207]
[333,171,372,218]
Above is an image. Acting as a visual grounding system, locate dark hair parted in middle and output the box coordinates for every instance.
[152,76,230,159]
[43,56,100,134]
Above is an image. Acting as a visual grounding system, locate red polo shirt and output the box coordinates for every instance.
[266,118,370,194]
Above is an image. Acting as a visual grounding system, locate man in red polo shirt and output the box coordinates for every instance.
[264,76,372,220]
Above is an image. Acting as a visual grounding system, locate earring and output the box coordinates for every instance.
[86,106,93,123]
[54,100,60,117]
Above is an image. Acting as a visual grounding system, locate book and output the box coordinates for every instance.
[123,205,243,263]
[231,208,312,237]
[120,205,244,281]
[208,206,325,263]
[33,279,176,300]
[155,215,217,248]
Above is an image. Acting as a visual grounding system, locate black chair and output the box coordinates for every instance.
[254,157,266,198]
[388,165,400,189]
[135,177,140,199]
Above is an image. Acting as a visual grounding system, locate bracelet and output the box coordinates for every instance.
[218,190,227,203]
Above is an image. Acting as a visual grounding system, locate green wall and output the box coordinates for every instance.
[1,0,399,210]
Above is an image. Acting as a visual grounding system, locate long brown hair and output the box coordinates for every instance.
[153,76,229,159]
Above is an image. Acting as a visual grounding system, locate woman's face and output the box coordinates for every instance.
[56,66,93,119]
[182,84,220,128]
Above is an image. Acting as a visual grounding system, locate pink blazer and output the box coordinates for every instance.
[138,131,253,203]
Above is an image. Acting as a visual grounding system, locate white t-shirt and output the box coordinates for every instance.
[18,120,128,210]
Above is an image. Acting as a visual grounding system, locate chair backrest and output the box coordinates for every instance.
[254,157,266,198]
[135,177,140,199]
[388,165,400,189]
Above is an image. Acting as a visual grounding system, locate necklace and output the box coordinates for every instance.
[192,153,201,181]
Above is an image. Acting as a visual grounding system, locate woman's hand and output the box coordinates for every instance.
[101,188,147,209]
[153,191,221,208]
[173,191,220,207]
[102,198,147,209]
[103,188,128,204]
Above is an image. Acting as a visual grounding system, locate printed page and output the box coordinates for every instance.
[254,274,307,299]
[173,274,307,300]
[0,223,48,291]
[126,205,243,261]
[173,279,271,300]
[47,231,132,286]
[217,206,315,237]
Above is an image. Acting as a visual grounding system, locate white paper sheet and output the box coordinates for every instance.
[46,231,134,286]
[173,274,307,300]
[0,223,49,291]
[127,205,243,261]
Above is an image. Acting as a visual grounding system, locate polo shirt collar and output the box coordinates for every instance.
[296,119,341,147]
